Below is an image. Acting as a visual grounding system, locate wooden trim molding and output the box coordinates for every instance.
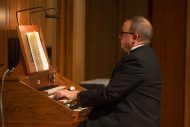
[185,0,190,126]
[72,0,86,83]
[56,0,74,79]
[151,1,186,127]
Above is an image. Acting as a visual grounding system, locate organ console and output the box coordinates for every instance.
[0,25,90,127]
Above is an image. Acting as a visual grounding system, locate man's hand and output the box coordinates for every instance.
[53,90,78,101]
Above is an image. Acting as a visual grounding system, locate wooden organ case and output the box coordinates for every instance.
[1,25,90,127]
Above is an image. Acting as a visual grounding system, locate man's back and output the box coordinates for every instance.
[86,45,162,127]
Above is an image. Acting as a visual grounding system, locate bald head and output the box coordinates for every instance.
[125,16,153,43]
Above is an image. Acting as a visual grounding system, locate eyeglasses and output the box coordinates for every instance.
[121,31,135,35]
[119,31,135,38]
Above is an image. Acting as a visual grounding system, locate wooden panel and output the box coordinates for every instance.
[56,0,67,77]
[185,0,190,127]
[3,81,72,127]
[72,0,86,83]
[1,73,91,127]
[45,0,57,66]
[85,0,150,80]
[45,0,57,45]
[1,64,90,127]
[0,0,7,70]
[151,0,186,127]
[56,0,74,79]
[85,0,119,80]
[17,0,30,25]
[9,0,20,27]
[0,0,58,70]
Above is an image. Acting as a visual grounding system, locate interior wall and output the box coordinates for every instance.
[0,0,8,72]
[0,0,81,83]
[56,0,74,79]
[0,0,58,74]
[151,0,187,127]
[185,0,190,126]
[72,0,86,83]
[85,0,150,80]
[44,0,57,66]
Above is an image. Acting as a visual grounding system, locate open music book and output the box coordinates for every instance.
[26,31,49,71]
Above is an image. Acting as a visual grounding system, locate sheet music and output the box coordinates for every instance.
[26,31,49,71]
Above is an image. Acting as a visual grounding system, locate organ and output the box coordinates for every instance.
[0,25,90,127]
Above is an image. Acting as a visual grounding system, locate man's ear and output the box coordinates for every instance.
[132,34,139,41]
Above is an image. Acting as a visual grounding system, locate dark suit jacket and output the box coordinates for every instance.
[78,44,162,127]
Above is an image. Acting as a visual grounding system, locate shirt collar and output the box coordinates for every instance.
[127,44,146,55]
[131,44,146,51]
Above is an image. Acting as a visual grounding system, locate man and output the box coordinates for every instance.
[54,16,162,127]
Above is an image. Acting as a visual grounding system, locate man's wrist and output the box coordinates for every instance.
[76,92,80,104]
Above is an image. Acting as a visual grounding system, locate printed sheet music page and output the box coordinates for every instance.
[26,31,49,71]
